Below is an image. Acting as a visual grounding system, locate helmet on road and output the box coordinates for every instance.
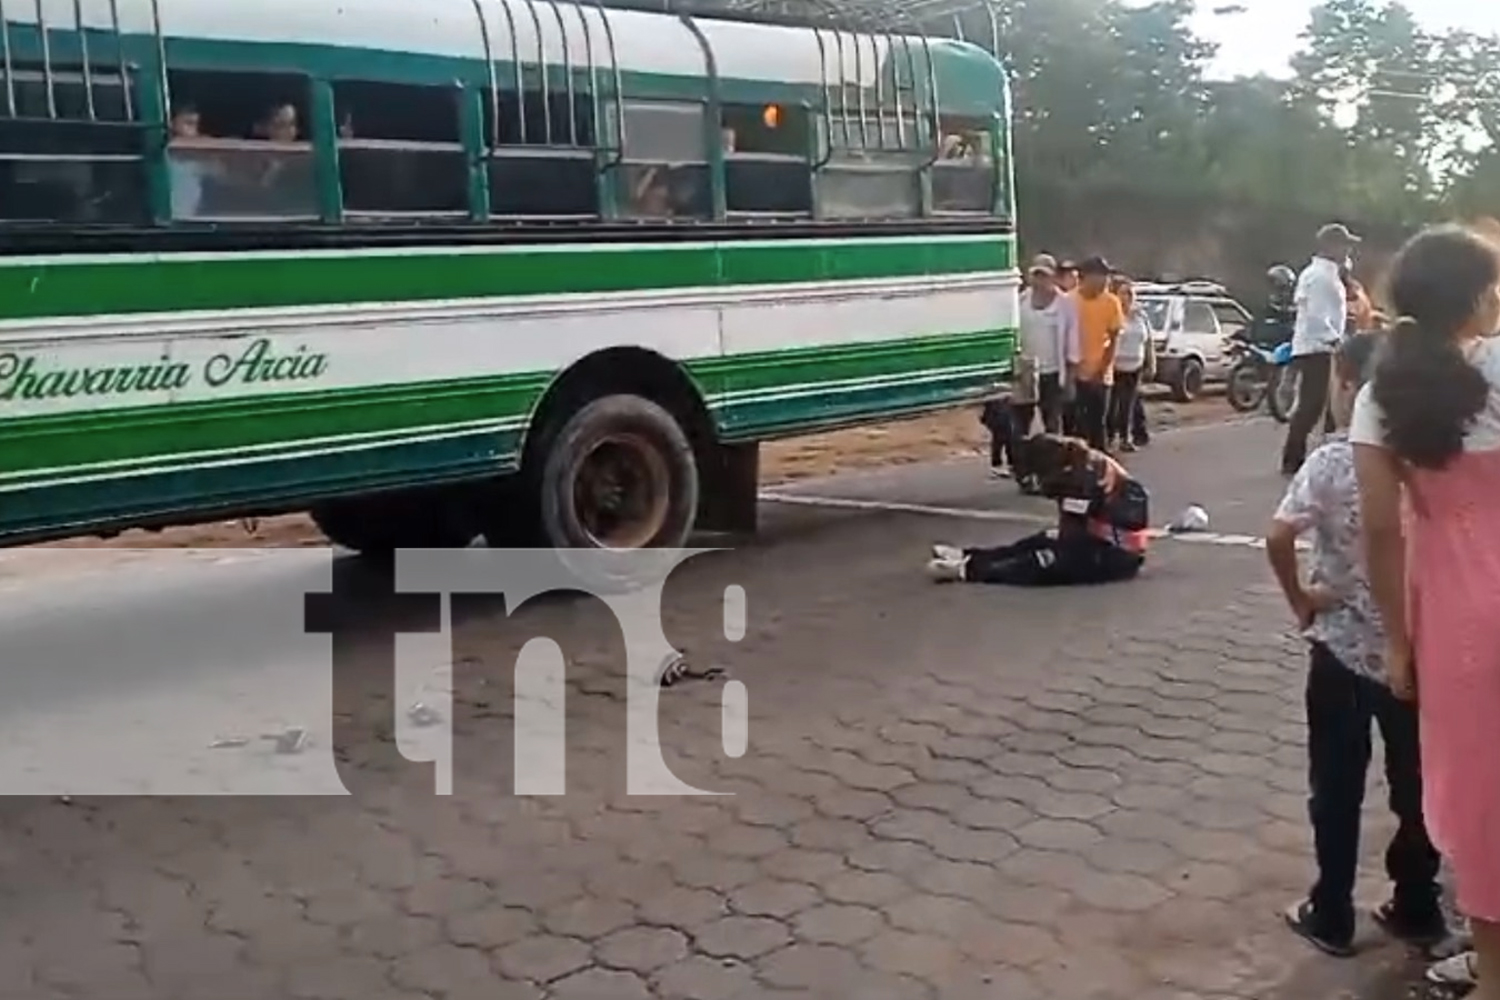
[1267,264,1296,288]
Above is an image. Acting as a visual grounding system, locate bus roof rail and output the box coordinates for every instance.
[592,0,994,37]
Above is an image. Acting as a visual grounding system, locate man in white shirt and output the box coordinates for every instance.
[1281,223,1359,475]
[1016,253,1080,438]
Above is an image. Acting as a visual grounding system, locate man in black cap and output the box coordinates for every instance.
[1281,223,1359,475]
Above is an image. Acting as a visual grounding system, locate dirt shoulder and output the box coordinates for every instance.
[35,396,1239,551]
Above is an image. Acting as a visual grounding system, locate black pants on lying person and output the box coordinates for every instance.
[959,531,1143,586]
[1301,642,1443,950]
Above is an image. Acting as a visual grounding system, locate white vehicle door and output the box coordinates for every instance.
[1180,298,1223,371]
[1140,296,1178,357]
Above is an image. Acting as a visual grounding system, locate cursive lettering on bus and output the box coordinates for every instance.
[0,337,330,406]
[0,352,191,402]
[203,338,329,388]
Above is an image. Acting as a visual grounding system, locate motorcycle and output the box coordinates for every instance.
[1225,334,1277,413]
[1266,341,1296,424]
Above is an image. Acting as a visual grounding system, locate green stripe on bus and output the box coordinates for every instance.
[0,235,1015,320]
[0,330,1012,479]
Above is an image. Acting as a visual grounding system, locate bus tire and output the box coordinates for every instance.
[537,394,699,550]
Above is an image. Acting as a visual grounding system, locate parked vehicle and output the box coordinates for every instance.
[1134,280,1253,403]
[1225,335,1277,412]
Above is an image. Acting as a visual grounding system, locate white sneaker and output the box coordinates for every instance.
[989,466,1012,479]
[926,557,966,583]
[1427,951,1477,987]
[931,544,964,562]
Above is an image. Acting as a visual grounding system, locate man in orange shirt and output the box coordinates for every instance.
[1069,256,1125,450]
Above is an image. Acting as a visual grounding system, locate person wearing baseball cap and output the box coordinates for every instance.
[1010,253,1081,484]
[1281,222,1360,474]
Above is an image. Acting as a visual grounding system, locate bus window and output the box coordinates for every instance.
[486,90,595,149]
[334,81,467,219]
[721,103,811,219]
[164,71,316,222]
[932,118,994,214]
[817,154,920,220]
[0,65,146,226]
[484,89,599,219]
[615,100,709,221]
[0,118,147,224]
[9,68,133,123]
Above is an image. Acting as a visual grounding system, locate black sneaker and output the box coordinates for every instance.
[1283,899,1356,957]
[1372,899,1449,950]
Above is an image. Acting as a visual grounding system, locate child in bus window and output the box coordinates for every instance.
[255,103,299,143]
[167,102,208,218]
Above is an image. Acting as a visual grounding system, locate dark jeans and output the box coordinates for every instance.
[1304,643,1442,943]
[1109,370,1142,444]
[1073,380,1110,451]
[1012,373,1067,441]
[963,531,1143,587]
[1281,351,1338,473]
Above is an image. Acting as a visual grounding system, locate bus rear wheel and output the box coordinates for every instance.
[536,394,699,550]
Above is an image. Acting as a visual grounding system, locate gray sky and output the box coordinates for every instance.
[1137,0,1500,79]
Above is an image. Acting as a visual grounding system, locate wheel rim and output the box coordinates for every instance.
[1229,369,1262,407]
[571,433,672,550]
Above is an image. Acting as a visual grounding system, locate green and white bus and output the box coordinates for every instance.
[0,0,1017,553]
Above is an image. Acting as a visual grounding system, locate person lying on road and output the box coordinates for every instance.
[927,434,1149,586]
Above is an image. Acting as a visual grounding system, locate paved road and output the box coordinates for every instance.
[0,417,1433,999]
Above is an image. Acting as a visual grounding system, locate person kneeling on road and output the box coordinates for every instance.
[927,434,1150,586]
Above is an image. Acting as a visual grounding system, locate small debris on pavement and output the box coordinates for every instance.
[208,737,251,749]
[263,727,310,755]
[657,652,728,687]
[407,702,443,727]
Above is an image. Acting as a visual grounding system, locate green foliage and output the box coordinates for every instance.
[953,0,1500,229]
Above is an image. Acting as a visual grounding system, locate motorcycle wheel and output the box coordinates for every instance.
[1226,361,1268,413]
[1267,367,1298,424]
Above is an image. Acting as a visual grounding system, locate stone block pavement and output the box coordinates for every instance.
[0,449,1440,998]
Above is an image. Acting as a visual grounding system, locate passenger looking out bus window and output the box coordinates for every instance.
[168,102,220,219]
[255,103,300,143]
[941,131,986,162]
[162,72,317,219]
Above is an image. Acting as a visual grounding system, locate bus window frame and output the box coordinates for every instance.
[814,146,923,221]
[721,100,813,221]
[612,97,712,223]
[331,78,470,222]
[930,114,999,218]
[161,68,320,224]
